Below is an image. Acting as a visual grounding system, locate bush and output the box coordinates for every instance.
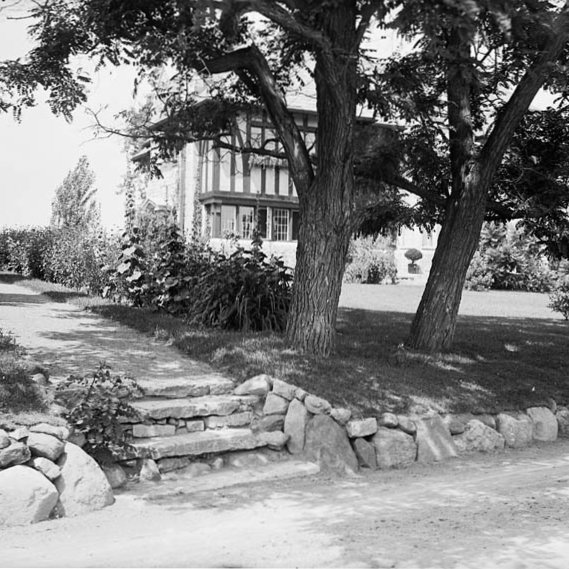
[0,227,55,279]
[404,248,423,264]
[56,364,143,464]
[549,275,569,320]
[344,237,398,284]
[465,251,494,291]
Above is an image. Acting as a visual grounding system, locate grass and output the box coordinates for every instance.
[2,273,568,418]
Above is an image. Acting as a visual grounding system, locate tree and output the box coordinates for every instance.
[364,0,569,351]
[0,0,390,357]
[51,155,99,229]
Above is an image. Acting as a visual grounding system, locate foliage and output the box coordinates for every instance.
[344,237,398,284]
[549,275,569,320]
[465,223,553,292]
[56,364,142,464]
[0,227,54,279]
[404,248,423,265]
[51,155,99,229]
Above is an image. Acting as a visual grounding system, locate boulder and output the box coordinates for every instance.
[234,375,272,397]
[263,393,290,415]
[496,413,533,448]
[102,463,127,489]
[284,398,310,454]
[67,431,86,448]
[0,429,10,449]
[226,451,271,469]
[453,420,506,453]
[295,387,308,401]
[443,415,467,435]
[556,407,569,438]
[54,443,114,516]
[346,418,378,438]
[10,427,29,441]
[258,431,289,450]
[526,407,558,442]
[397,416,417,436]
[27,432,66,462]
[132,424,176,438]
[29,457,61,481]
[184,462,211,477]
[0,441,31,468]
[304,395,332,415]
[304,415,358,475]
[257,414,285,432]
[30,423,69,441]
[157,457,190,473]
[415,416,458,463]
[330,408,352,426]
[271,379,297,401]
[378,413,398,429]
[474,414,497,430]
[353,438,377,469]
[0,465,58,526]
[139,458,161,481]
[372,428,417,469]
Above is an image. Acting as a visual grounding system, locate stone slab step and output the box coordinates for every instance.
[133,429,266,460]
[136,375,234,399]
[124,460,321,500]
[131,395,259,421]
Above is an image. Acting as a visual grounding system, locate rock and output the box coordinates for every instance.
[185,420,206,433]
[157,457,190,473]
[415,416,458,463]
[257,414,285,432]
[205,412,253,429]
[496,413,533,448]
[185,462,211,477]
[139,458,161,481]
[353,438,377,469]
[295,387,308,401]
[372,428,417,469]
[210,457,224,471]
[10,427,29,441]
[304,395,332,415]
[226,451,271,469]
[526,407,558,442]
[0,441,31,468]
[453,420,505,453]
[27,432,66,462]
[258,431,289,450]
[30,423,69,441]
[556,407,569,437]
[0,429,10,449]
[0,465,58,526]
[284,398,310,454]
[102,464,127,489]
[304,415,358,475]
[29,457,61,481]
[378,413,398,428]
[443,415,466,435]
[55,443,114,516]
[330,408,352,426]
[475,414,497,430]
[132,424,176,438]
[271,379,297,401]
[234,375,271,397]
[346,418,378,438]
[546,397,557,414]
[31,373,49,386]
[67,431,86,448]
[263,393,290,415]
[397,416,417,436]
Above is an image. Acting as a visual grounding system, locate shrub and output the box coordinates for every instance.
[0,227,55,279]
[56,364,143,464]
[549,275,569,320]
[344,237,398,284]
[404,248,423,265]
[465,251,494,291]
[188,243,293,332]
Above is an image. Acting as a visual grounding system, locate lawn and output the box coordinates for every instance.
[3,273,568,418]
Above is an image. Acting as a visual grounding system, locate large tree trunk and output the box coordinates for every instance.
[407,166,487,351]
[285,3,357,356]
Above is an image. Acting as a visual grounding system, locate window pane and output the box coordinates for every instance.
[272,208,289,241]
[221,205,236,234]
[257,208,267,238]
[210,205,221,238]
[239,206,255,239]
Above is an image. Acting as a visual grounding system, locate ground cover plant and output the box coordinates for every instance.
[5,273,567,419]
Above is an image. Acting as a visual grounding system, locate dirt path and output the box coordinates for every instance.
[0,281,215,382]
[2,441,569,568]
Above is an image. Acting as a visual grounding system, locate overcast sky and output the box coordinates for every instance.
[0,5,137,230]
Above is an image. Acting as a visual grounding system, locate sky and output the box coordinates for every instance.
[0,4,138,230]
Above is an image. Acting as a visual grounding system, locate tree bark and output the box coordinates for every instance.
[285,2,358,356]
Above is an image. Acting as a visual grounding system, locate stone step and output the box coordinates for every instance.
[133,429,267,460]
[136,375,234,399]
[131,395,259,421]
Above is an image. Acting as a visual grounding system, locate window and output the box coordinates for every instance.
[221,205,236,234]
[239,206,255,239]
[209,204,221,238]
[257,208,267,238]
[272,208,289,241]
[292,211,300,241]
